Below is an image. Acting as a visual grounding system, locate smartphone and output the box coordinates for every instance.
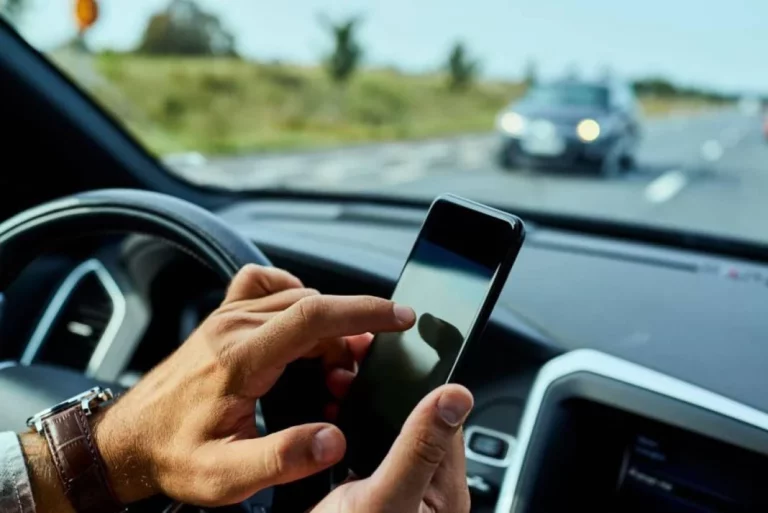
[337,194,525,478]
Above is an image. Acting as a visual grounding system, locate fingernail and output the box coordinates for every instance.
[393,304,416,324]
[437,391,473,427]
[312,427,344,463]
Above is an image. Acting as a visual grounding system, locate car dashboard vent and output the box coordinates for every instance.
[21,260,123,373]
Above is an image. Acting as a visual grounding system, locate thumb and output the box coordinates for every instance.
[367,385,474,510]
[213,423,346,501]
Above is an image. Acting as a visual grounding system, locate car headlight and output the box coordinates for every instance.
[576,118,601,142]
[498,112,526,136]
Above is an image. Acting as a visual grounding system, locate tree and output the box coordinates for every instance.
[632,77,677,97]
[320,15,363,85]
[523,58,538,88]
[446,42,479,92]
[137,0,236,56]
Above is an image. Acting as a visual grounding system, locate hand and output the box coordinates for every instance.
[312,384,474,513]
[91,264,417,507]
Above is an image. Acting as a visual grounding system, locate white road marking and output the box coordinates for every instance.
[644,169,688,204]
[162,151,207,168]
[381,162,428,185]
[701,139,724,161]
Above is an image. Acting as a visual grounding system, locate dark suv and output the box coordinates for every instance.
[495,79,641,176]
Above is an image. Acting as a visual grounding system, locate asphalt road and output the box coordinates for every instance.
[165,109,768,245]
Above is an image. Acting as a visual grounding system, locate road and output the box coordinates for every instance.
[165,109,768,245]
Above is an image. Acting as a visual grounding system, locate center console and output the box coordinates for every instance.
[496,350,768,513]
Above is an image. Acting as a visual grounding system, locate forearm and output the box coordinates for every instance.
[19,433,74,513]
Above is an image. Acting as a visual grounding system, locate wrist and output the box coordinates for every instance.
[20,432,75,513]
[92,405,158,504]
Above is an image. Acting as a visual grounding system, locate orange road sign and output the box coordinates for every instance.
[75,0,99,32]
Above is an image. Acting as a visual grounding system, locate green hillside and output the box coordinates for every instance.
[48,53,721,156]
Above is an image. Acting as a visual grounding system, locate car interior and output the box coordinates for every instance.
[1,14,768,513]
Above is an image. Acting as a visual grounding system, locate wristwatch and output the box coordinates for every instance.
[26,387,125,513]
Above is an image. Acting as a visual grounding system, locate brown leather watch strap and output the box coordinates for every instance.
[41,407,124,513]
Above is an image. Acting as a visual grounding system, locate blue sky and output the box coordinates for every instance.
[15,0,768,93]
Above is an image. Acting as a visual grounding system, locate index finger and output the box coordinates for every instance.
[249,295,415,370]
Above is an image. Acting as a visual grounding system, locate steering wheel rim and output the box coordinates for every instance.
[0,188,271,287]
[0,189,327,512]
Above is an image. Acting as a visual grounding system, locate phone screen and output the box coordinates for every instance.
[354,238,495,430]
[339,196,522,477]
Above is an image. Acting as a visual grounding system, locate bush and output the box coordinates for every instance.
[349,81,409,126]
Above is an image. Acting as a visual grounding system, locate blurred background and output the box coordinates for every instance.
[2,0,766,244]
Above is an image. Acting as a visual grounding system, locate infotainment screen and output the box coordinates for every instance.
[615,428,765,512]
[505,359,768,513]
[513,396,768,513]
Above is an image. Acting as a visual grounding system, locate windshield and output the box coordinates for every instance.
[522,84,608,108]
[3,0,767,246]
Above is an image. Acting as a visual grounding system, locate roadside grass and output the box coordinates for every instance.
[48,52,725,156]
[640,96,723,117]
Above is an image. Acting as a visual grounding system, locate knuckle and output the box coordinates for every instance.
[275,267,302,284]
[230,264,263,289]
[361,295,381,313]
[295,295,325,325]
[239,263,265,280]
[262,267,301,291]
[412,429,447,468]
[207,312,252,338]
[265,441,290,478]
[302,288,320,298]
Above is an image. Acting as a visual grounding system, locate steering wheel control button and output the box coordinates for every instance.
[464,425,517,467]
[469,432,508,459]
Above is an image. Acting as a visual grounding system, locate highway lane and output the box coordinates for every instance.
[647,113,768,243]
[165,108,768,245]
[383,109,768,244]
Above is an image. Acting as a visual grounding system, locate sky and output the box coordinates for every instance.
[12,0,768,93]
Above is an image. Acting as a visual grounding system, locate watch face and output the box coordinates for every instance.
[26,387,110,430]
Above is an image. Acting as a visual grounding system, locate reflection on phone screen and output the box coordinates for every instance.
[358,239,495,429]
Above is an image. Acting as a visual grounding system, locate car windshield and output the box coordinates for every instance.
[522,84,608,108]
[2,0,766,246]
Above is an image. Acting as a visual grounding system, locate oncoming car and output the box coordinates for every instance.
[496,80,641,176]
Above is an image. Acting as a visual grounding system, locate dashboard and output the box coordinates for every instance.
[4,198,768,512]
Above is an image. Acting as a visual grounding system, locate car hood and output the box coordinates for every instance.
[511,103,608,124]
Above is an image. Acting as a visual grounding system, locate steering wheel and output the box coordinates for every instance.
[0,189,328,512]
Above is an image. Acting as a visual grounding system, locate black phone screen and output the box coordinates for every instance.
[339,196,521,477]
[353,238,495,430]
